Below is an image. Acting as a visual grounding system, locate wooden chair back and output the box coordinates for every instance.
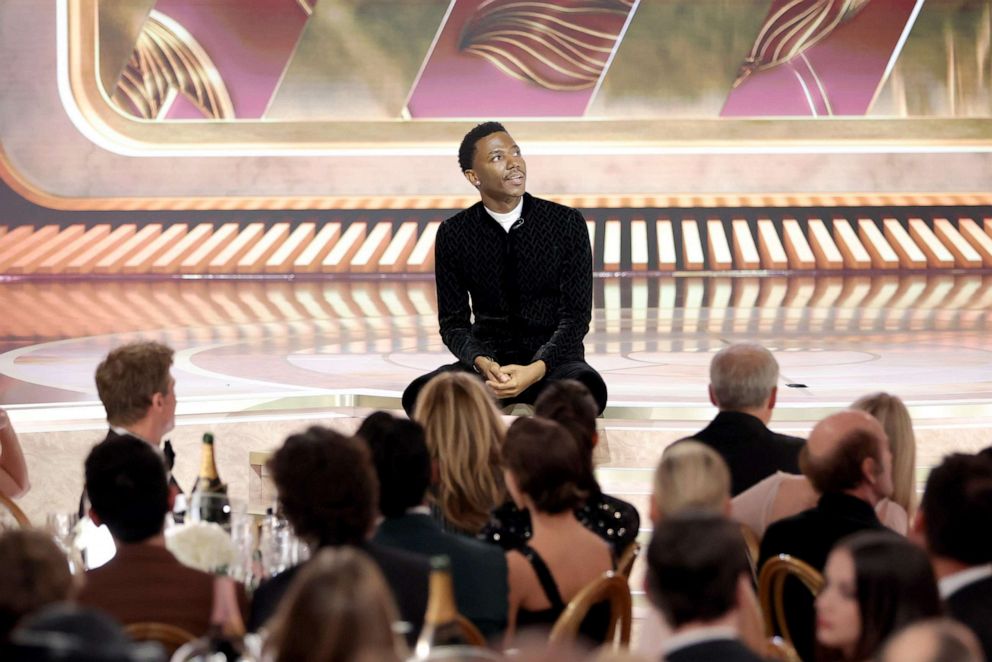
[456,614,487,647]
[549,571,631,648]
[616,541,640,578]
[0,493,30,529]
[757,554,824,646]
[124,622,197,657]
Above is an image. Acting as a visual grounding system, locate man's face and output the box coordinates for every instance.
[464,131,526,211]
[157,374,177,439]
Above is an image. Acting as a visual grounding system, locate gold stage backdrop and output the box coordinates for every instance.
[1,0,992,211]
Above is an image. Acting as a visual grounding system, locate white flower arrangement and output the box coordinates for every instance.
[166,520,237,575]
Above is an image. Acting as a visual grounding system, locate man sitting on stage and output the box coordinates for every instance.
[401,121,606,416]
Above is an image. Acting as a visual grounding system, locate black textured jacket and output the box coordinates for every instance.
[435,193,592,372]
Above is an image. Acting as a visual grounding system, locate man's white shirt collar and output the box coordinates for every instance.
[939,563,992,599]
[484,198,523,233]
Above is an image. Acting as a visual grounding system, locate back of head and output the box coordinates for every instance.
[534,379,599,492]
[801,410,886,495]
[645,512,748,628]
[919,453,992,565]
[880,618,984,662]
[653,441,730,519]
[6,603,163,662]
[458,121,507,172]
[502,417,588,514]
[851,392,916,513]
[267,427,377,547]
[0,530,74,641]
[85,435,169,543]
[413,372,505,533]
[95,341,173,427]
[356,411,431,518]
[709,343,778,411]
[266,547,401,662]
[834,531,941,660]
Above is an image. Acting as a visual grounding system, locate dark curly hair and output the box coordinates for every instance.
[502,417,587,514]
[457,121,506,172]
[268,427,378,547]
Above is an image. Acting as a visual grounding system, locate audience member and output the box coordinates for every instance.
[639,443,764,659]
[482,380,639,554]
[915,453,992,660]
[0,408,28,499]
[358,411,508,638]
[264,547,405,662]
[681,343,804,495]
[733,392,914,537]
[501,417,614,645]
[646,513,764,662]
[248,426,429,642]
[413,371,506,535]
[3,604,164,662]
[758,409,895,661]
[879,619,984,662]
[76,435,244,636]
[84,341,182,518]
[651,441,731,520]
[0,530,74,641]
[816,531,941,661]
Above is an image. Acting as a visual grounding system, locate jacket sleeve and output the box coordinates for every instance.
[531,209,592,371]
[435,220,489,367]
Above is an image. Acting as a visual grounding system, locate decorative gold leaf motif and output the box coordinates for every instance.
[112,10,234,120]
[734,0,872,88]
[459,0,635,91]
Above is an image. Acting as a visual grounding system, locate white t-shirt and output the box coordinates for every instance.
[484,198,523,233]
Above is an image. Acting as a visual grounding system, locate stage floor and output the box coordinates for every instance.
[3,273,992,419]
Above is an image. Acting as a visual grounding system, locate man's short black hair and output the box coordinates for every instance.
[920,453,992,565]
[84,436,169,543]
[645,512,749,628]
[268,426,378,547]
[356,411,431,518]
[458,121,506,172]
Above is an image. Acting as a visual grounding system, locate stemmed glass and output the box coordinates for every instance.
[46,512,82,573]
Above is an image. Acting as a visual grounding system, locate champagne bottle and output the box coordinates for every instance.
[189,432,231,528]
[414,555,466,658]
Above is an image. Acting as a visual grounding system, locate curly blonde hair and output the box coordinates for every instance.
[413,371,506,534]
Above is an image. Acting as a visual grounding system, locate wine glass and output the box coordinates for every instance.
[46,512,81,573]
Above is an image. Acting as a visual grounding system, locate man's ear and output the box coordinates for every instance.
[766,386,778,411]
[463,169,480,188]
[151,391,165,410]
[590,431,599,449]
[708,384,718,408]
[862,456,879,485]
[909,509,928,548]
[88,507,102,526]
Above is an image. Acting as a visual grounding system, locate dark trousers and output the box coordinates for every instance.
[402,360,607,417]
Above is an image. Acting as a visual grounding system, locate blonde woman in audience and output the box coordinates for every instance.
[0,408,28,499]
[502,417,614,646]
[264,547,406,662]
[732,393,914,537]
[638,441,765,658]
[413,371,506,535]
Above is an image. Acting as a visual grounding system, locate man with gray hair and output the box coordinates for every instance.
[681,343,804,495]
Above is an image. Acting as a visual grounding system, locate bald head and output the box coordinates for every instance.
[801,409,891,500]
[880,619,983,662]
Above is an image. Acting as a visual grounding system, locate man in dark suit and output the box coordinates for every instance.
[759,409,894,661]
[683,343,804,496]
[76,435,246,635]
[647,513,764,662]
[915,453,992,660]
[81,341,182,518]
[358,411,508,638]
[248,426,430,643]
